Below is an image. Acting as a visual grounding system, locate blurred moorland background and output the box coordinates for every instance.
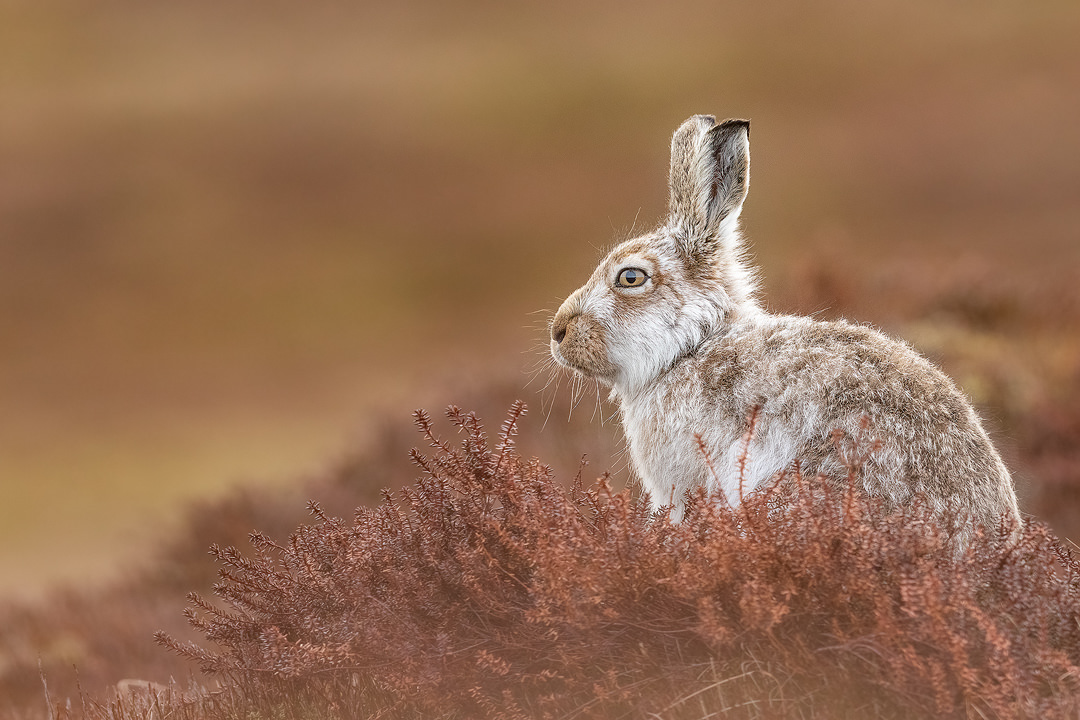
[1,0,1079,712]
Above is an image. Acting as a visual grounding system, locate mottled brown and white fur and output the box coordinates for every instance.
[550,115,1021,535]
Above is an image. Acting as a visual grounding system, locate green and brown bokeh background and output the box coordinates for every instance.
[2,1,1079,599]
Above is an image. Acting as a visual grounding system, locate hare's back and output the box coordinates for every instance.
[769,317,971,422]
[697,315,1017,522]
[698,316,968,425]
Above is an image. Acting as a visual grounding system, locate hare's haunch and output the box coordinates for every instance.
[550,115,1021,533]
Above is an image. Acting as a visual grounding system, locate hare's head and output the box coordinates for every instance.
[550,115,758,395]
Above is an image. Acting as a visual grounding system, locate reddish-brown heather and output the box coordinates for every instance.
[139,403,1080,720]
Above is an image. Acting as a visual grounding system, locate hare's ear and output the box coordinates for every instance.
[668,116,750,259]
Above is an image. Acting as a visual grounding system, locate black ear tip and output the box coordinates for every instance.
[715,118,750,137]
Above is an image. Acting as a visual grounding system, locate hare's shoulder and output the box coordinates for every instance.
[693,315,954,400]
[696,314,909,365]
[757,315,911,357]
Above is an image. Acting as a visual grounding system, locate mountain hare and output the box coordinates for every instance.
[550,115,1021,534]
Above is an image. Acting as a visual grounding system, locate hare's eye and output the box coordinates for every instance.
[616,267,649,288]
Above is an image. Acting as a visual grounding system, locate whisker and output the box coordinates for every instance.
[568,374,584,421]
[523,358,549,390]
[539,360,561,394]
[541,373,558,431]
[591,379,603,424]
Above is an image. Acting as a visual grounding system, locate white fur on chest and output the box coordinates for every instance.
[618,373,802,514]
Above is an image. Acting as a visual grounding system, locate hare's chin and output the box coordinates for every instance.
[552,350,603,381]
[551,351,583,374]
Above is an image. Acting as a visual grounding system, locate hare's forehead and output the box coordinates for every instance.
[599,235,679,272]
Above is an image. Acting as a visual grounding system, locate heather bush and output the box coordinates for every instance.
[154,403,1080,720]
[0,384,621,718]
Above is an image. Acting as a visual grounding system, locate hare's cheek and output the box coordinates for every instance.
[554,315,617,379]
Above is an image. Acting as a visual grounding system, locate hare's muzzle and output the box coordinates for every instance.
[550,288,585,346]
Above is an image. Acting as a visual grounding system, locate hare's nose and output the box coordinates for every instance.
[551,313,572,345]
[551,290,584,345]
[552,321,567,345]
